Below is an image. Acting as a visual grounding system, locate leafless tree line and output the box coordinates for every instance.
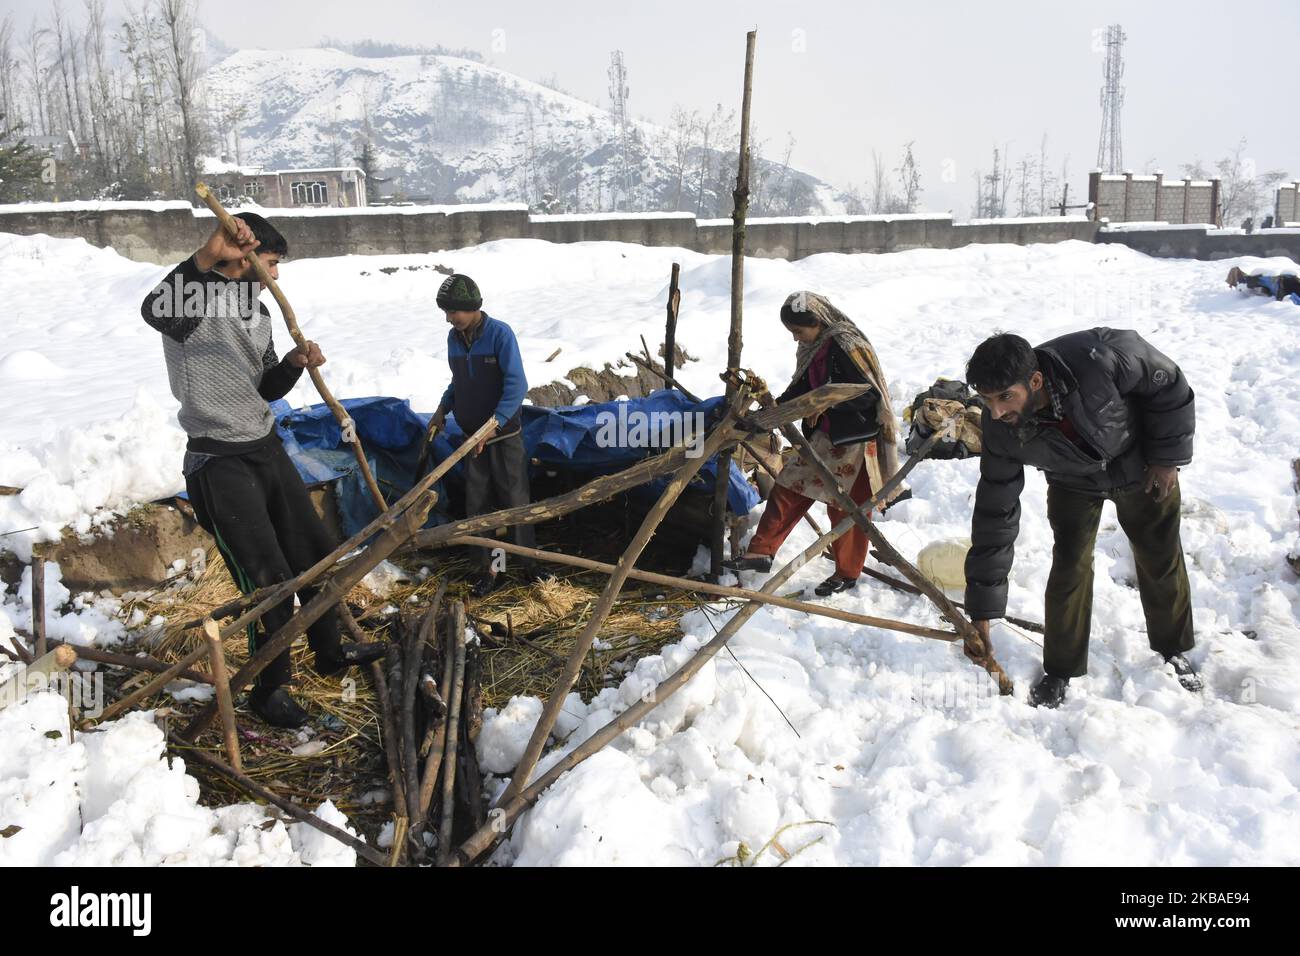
[0,0,216,202]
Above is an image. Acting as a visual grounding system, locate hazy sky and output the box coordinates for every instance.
[11,0,1298,213]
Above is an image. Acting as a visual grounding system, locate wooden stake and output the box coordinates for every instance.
[31,555,46,659]
[712,30,758,580]
[339,606,407,819]
[202,618,241,772]
[436,600,467,865]
[404,583,445,825]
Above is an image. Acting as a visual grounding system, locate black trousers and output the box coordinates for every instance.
[461,430,536,571]
[1043,482,1195,678]
[186,440,342,693]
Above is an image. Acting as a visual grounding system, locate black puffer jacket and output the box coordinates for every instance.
[776,339,881,443]
[964,327,1195,620]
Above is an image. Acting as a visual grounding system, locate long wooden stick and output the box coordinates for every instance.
[445,536,957,641]
[762,398,1012,693]
[451,422,942,865]
[194,182,387,514]
[202,618,241,772]
[858,565,1045,634]
[404,583,445,825]
[45,639,213,684]
[712,30,758,579]
[436,601,467,865]
[415,606,456,827]
[497,395,748,808]
[338,606,407,818]
[31,556,46,659]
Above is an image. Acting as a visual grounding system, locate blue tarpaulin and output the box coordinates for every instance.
[253,390,759,537]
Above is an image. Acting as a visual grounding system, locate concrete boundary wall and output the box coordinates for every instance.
[0,202,1098,265]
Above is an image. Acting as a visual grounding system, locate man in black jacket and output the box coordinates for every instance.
[962,329,1200,708]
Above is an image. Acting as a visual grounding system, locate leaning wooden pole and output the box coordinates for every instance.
[711,30,757,580]
[194,182,387,514]
[436,600,467,866]
[444,535,957,641]
[31,555,46,659]
[497,395,749,808]
[451,425,944,865]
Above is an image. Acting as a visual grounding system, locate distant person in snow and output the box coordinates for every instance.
[724,291,902,597]
[962,330,1200,708]
[428,274,543,597]
[140,214,386,728]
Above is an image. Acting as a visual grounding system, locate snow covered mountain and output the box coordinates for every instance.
[203,48,846,215]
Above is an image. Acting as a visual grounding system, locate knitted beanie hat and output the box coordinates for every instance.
[436,273,483,312]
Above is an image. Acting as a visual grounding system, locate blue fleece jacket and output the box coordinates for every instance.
[439,313,528,434]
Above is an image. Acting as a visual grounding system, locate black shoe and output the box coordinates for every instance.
[316,641,388,676]
[470,571,500,598]
[814,575,858,597]
[723,555,773,573]
[1028,674,1069,709]
[1164,653,1203,692]
[248,687,311,728]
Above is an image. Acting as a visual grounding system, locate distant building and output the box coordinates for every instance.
[202,160,368,208]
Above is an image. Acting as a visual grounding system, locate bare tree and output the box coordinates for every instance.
[159,0,205,196]
[895,141,921,212]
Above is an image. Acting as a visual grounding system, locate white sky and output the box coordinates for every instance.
[9,0,1298,213]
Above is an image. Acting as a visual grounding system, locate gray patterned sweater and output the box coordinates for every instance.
[140,255,302,467]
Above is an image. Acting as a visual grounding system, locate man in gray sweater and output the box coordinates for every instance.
[141,213,385,727]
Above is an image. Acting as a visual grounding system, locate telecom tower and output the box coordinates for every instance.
[1096,24,1126,174]
[607,50,632,210]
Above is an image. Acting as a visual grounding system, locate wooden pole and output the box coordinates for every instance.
[31,555,46,659]
[404,583,445,824]
[436,601,467,865]
[663,262,680,377]
[497,395,748,808]
[0,645,77,713]
[415,605,456,827]
[45,640,214,684]
[712,29,758,580]
[451,424,943,865]
[338,606,407,819]
[445,535,957,641]
[769,411,1012,692]
[194,182,387,514]
[858,565,1045,635]
[202,618,241,772]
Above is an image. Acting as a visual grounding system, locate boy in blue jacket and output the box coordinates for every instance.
[429,274,540,596]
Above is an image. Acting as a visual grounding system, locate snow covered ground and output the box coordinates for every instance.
[1,230,1297,866]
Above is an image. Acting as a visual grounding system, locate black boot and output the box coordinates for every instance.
[248,686,311,728]
[723,555,773,573]
[470,571,500,598]
[316,641,389,677]
[1164,653,1203,692]
[814,575,858,597]
[1028,673,1069,709]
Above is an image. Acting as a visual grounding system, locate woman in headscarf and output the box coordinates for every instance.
[724,291,901,596]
